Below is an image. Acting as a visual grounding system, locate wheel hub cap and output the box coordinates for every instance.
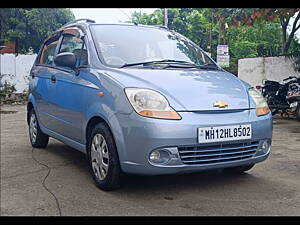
[29,113,37,143]
[91,134,109,180]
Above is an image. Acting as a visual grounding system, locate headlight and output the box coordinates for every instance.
[248,88,270,116]
[124,88,181,120]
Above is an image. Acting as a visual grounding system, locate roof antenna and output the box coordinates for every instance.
[118,8,136,24]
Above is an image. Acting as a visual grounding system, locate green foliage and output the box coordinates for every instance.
[130,8,215,54]
[226,21,283,74]
[131,9,164,25]
[0,8,75,54]
[287,43,300,72]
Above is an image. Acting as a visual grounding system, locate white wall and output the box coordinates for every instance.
[238,56,300,87]
[0,53,37,93]
[1,54,299,93]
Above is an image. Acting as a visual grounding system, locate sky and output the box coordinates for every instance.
[71,8,157,24]
[72,8,299,40]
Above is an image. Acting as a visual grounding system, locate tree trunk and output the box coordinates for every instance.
[281,29,287,55]
[281,13,300,55]
[280,17,288,55]
[15,39,18,55]
[283,31,295,55]
[218,21,222,44]
[209,22,212,54]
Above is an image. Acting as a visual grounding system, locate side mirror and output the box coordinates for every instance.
[54,52,76,70]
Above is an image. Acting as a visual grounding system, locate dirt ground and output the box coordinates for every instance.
[1,104,299,216]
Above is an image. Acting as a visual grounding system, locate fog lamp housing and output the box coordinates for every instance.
[149,149,171,164]
[261,141,270,153]
[257,139,271,155]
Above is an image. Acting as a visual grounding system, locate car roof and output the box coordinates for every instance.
[61,18,170,32]
[43,20,171,46]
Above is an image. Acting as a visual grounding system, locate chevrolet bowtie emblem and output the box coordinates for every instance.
[213,101,229,108]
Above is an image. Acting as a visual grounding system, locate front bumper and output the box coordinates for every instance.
[115,109,272,175]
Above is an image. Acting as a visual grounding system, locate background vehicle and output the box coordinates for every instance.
[259,76,299,117]
[286,76,300,120]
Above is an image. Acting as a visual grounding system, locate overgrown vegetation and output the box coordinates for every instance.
[0,75,27,105]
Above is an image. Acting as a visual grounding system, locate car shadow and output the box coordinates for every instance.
[40,140,87,167]
[44,139,260,195]
[119,170,255,192]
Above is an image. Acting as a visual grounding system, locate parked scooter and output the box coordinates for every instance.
[257,76,299,119]
[286,77,300,120]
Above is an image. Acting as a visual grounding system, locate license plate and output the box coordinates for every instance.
[290,102,298,108]
[198,124,252,143]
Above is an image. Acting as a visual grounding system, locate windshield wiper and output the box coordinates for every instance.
[120,59,199,68]
[196,63,220,70]
[120,59,220,70]
[162,62,220,70]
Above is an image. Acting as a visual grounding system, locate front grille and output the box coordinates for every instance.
[178,141,259,165]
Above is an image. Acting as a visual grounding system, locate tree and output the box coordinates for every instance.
[226,21,284,74]
[277,9,300,54]
[130,9,164,25]
[128,8,300,74]
[0,8,75,54]
[227,8,300,55]
[130,8,213,52]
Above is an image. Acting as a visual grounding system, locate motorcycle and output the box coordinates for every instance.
[286,77,300,121]
[257,76,300,119]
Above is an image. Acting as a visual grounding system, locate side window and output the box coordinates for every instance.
[39,37,59,65]
[58,35,88,66]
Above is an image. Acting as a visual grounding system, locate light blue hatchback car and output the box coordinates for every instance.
[27,19,272,190]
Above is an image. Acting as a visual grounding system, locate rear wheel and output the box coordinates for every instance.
[223,164,255,174]
[28,109,49,148]
[87,122,121,191]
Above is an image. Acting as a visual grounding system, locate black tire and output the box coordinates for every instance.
[28,109,49,148]
[223,164,255,174]
[295,105,300,121]
[87,122,121,191]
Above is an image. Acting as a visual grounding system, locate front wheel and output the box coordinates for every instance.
[87,123,122,191]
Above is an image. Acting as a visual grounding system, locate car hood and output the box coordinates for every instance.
[103,68,250,111]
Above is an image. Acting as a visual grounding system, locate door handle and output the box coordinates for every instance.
[51,75,56,83]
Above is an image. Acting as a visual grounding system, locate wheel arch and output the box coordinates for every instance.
[85,115,125,170]
[85,116,110,145]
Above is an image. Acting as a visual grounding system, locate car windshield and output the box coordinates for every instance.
[90,24,218,69]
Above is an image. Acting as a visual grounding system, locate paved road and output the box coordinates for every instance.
[1,104,300,216]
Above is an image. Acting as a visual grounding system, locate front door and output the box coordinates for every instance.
[33,34,60,130]
[47,30,88,144]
